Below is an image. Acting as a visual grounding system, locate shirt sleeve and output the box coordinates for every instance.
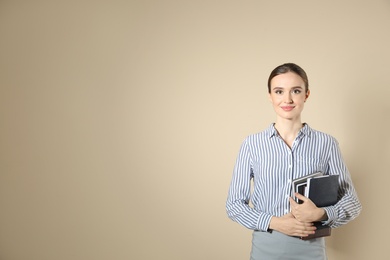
[322,138,362,228]
[226,139,272,231]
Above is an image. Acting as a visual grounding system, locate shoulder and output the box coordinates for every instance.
[242,125,274,147]
[306,125,339,145]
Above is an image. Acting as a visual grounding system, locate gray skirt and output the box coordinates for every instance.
[250,230,327,260]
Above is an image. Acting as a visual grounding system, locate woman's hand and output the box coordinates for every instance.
[289,193,327,222]
[269,213,316,238]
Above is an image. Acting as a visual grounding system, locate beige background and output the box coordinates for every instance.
[0,1,389,259]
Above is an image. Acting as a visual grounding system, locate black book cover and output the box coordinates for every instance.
[307,175,339,207]
[292,174,339,240]
[292,172,323,202]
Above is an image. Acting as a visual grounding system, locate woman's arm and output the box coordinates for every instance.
[289,138,362,228]
[322,139,362,227]
[269,213,316,237]
[226,139,272,231]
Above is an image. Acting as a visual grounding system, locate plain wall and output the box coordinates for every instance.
[0,1,389,259]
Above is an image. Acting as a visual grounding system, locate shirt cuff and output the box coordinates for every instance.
[322,206,337,226]
[257,212,273,231]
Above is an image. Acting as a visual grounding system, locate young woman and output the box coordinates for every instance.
[226,63,361,259]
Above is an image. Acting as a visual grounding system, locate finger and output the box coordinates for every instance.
[294,192,308,202]
[302,222,316,229]
[289,197,297,205]
[302,226,317,233]
[293,225,317,237]
[300,230,316,237]
[298,223,317,233]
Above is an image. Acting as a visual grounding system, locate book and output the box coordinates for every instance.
[301,224,332,240]
[306,175,339,207]
[291,173,339,240]
[292,172,324,203]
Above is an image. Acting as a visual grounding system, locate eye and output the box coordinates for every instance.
[292,89,302,94]
[275,90,283,94]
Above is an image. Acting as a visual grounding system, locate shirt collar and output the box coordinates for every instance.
[267,123,278,138]
[267,123,312,138]
[300,123,312,137]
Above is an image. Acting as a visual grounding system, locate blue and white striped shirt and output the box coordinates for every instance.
[226,123,361,231]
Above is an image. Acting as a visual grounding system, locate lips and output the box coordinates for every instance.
[281,106,294,111]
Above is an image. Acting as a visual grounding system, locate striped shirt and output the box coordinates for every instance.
[226,123,362,231]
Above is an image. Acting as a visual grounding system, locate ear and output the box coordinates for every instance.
[305,89,310,102]
[268,93,273,103]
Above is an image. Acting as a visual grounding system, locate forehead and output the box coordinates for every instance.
[270,72,305,88]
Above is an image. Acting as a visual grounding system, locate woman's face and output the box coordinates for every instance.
[269,72,310,121]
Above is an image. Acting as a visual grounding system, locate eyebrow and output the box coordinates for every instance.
[272,86,303,90]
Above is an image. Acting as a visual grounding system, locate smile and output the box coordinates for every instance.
[281,106,295,111]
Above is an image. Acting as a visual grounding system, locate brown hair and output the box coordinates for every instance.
[267,63,309,93]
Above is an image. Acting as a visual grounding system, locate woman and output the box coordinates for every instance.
[226,63,362,259]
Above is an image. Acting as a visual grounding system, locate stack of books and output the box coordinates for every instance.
[292,172,339,240]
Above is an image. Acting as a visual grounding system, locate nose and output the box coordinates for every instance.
[284,93,293,103]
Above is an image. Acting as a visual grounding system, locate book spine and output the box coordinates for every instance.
[300,226,332,240]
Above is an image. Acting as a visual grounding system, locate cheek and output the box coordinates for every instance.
[270,99,279,106]
[294,95,306,102]
[269,95,281,103]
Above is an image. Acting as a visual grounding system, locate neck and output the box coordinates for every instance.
[274,118,303,147]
